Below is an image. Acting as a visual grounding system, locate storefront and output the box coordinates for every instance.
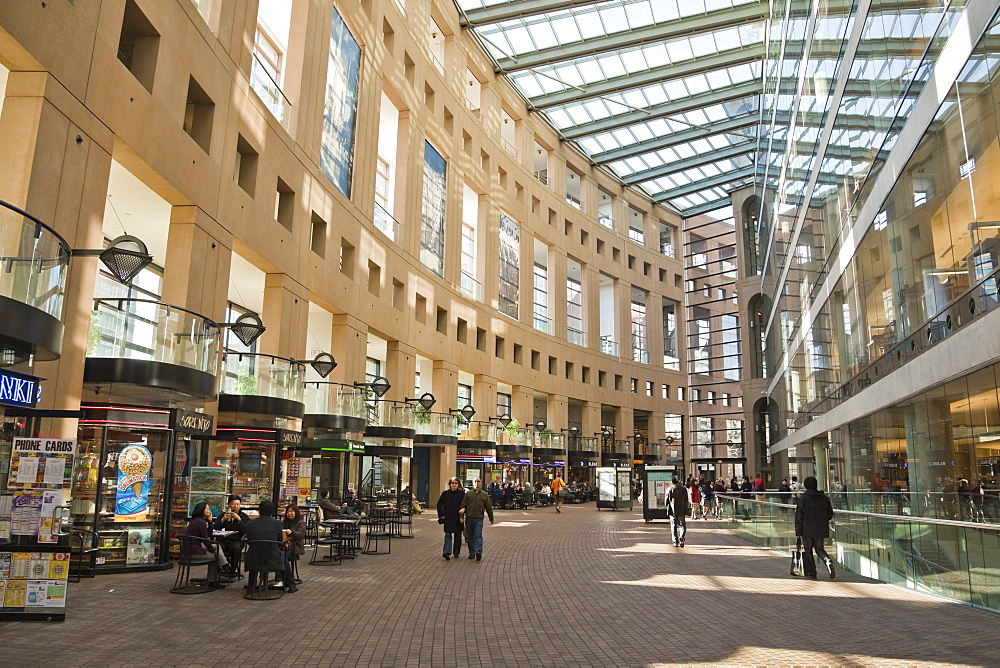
[412,411,458,502]
[568,436,599,486]
[302,381,368,502]
[362,400,415,502]
[213,427,305,506]
[70,405,214,572]
[455,420,496,488]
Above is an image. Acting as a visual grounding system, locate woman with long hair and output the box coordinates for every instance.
[184,501,228,582]
[436,477,466,560]
[280,503,306,593]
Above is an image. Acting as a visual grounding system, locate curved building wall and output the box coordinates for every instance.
[0,0,688,491]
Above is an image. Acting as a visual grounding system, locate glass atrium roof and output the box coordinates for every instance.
[455,0,964,218]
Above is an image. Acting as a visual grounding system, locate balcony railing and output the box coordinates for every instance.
[304,382,367,419]
[660,241,675,258]
[534,169,548,185]
[366,399,415,429]
[221,352,304,403]
[250,51,291,128]
[571,436,598,452]
[89,298,220,374]
[460,421,497,442]
[566,194,581,209]
[533,432,565,449]
[414,410,459,437]
[373,201,399,242]
[598,214,613,229]
[497,426,531,447]
[663,354,681,371]
[0,201,70,320]
[600,336,618,356]
[459,271,482,301]
[567,326,585,347]
[500,135,517,157]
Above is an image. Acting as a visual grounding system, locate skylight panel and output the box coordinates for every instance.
[623,1,655,28]
[619,50,649,74]
[579,13,607,39]
[705,68,732,90]
[642,43,671,69]
[566,105,593,125]
[650,0,681,23]
[609,160,632,176]
[516,77,544,98]
[686,75,711,96]
[598,5,629,33]
[574,60,603,85]
[596,53,628,79]
[550,17,582,44]
[526,21,559,50]
[674,143,696,159]
[547,109,573,129]
[629,124,655,143]
[502,26,533,54]
[625,156,649,172]
[663,80,688,99]
[582,99,612,120]
[580,137,605,154]
[666,40,694,63]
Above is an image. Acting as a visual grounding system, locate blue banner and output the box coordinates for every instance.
[114,445,152,521]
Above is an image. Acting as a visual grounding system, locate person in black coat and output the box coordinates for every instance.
[437,477,466,560]
[213,495,249,576]
[667,477,689,548]
[795,476,836,579]
[243,500,285,592]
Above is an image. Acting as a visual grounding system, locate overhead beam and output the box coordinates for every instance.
[652,166,756,201]
[680,198,735,218]
[494,3,768,73]
[529,43,765,109]
[461,0,606,26]
[590,112,759,164]
[623,141,756,185]
[559,81,761,139]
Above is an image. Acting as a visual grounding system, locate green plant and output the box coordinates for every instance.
[503,418,522,436]
[86,311,103,355]
[413,405,432,425]
[233,371,257,395]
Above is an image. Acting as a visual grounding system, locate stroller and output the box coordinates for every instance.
[790,537,803,576]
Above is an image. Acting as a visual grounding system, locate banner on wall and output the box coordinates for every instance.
[114,445,153,522]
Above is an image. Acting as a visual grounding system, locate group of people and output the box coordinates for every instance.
[437,477,495,561]
[183,495,307,594]
[487,478,593,509]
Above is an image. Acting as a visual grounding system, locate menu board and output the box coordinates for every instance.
[8,439,74,490]
[188,467,229,518]
[284,458,312,499]
[0,550,69,614]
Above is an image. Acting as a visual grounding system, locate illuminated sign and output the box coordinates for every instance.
[0,369,41,408]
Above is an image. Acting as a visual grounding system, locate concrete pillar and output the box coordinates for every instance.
[261,273,309,358]
[549,394,569,478]
[328,314,368,385]
[812,434,829,493]
[384,341,416,403]
[429,361,459,494]
[162,205,233,323]
[581,401,602,440]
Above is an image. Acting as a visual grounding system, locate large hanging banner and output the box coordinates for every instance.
[114,445,153,522]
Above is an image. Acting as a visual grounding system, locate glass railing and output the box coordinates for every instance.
[497,426,531,447]
[460,421,496,442]
[663,354,680,371]
[250,51,291,128]
[88,298,220,374]
[600,336,618,356]
[566,326,585,347]
[459,271,482,301]
[373,201,399,242]
[534,170,548,185]
[534,432,565,449]
[0,201,70,319]
[367,399,414,429]
[221,351,304,402]
[570,436,598,452]
[716,494,1000,612]
[660,241,675,258]
[598,214,613,229]
[414,411,458,437]
[533,312,551,334]
[303,382,366,419]
[566,194,581,209]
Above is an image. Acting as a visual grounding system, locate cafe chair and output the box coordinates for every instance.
[243,539,286,601]
[362,508,392,555]
[337,521,361,560]
[170,535,219,595]
[310,525,341,566]
[69,527,99,582]
[394,504,414,539]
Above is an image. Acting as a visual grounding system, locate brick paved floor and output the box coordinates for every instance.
[1,505,997,667]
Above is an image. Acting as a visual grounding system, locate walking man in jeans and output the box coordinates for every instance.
[667,476,689,547]
[795,476,836,579]
[459,477,495,561]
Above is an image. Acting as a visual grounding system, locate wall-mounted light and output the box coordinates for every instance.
[221,312,266,347]
[449,404,476,422]
[354,375,391,398]
[405,392,436,410]
[489,414,512,428]
[73,235,153,284]
[294,352,337,378]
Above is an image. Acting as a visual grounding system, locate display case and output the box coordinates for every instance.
[641,466,675,522]
[596,467,633,510]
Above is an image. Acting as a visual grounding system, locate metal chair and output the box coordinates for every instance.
[243,539,286,601]
[363,508,392,554]
[170,535,219,595]
[69,527,99,582]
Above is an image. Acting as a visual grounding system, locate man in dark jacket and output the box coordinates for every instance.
[317,489,339,519]
[213,495,250,576]
[795,476,836,579]
[243,500,285,592]
[667,477,689,547]
[459,477,494,561]
[437,477,466,560]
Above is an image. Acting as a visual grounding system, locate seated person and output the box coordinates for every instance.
[502,484,515,509]
[280,504,306,593]
[213,495,249,576]
[539,483,552,506]
[184,501,228,583]
[317,488,339,520]
[340,491,364,516]
[243,500,285,592]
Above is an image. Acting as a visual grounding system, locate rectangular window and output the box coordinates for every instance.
[662,300,679,370]
[628,226,644,244]
[497,392,512,418]
[457,384,472,410]
[374,156,392,236]
[319,7,361,198]
[498,213,519,319]
[533,263,549,333]
[630,297,647,364]
[693,312,710,375]
[251,24,288,125]
[722,314,741,381]
[420,141,447,276]
[566,276,584,345]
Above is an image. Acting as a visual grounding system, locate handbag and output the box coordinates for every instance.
[790,537,803,576]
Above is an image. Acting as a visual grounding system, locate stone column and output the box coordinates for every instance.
[261,274,309,359]
[328,314,368,386]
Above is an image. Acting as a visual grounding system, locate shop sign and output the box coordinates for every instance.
[0,369,41,408]
[278,430,303,446]
[8,438,75,490]
[171,409,214,435]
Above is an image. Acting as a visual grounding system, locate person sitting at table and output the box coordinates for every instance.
[213,495,249,577]
[243,499,284,593]
[539,482,552,507]
[184,501,228,584]
[340,491,364,516]
[317,489,339,519]
[280,504,306,593]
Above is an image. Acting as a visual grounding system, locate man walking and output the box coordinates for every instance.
[795,476,836,579]
[667,476,689,547]
[551,473,566,513]
[459,477,495,561]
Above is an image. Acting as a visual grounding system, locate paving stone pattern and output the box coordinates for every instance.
[1,505,996,667]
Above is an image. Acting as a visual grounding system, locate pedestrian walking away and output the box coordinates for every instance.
[437,477,466,560]
[459,477,495,561]
[551,473,566,513]
[667,476,689,547]
[794,476,836,579]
